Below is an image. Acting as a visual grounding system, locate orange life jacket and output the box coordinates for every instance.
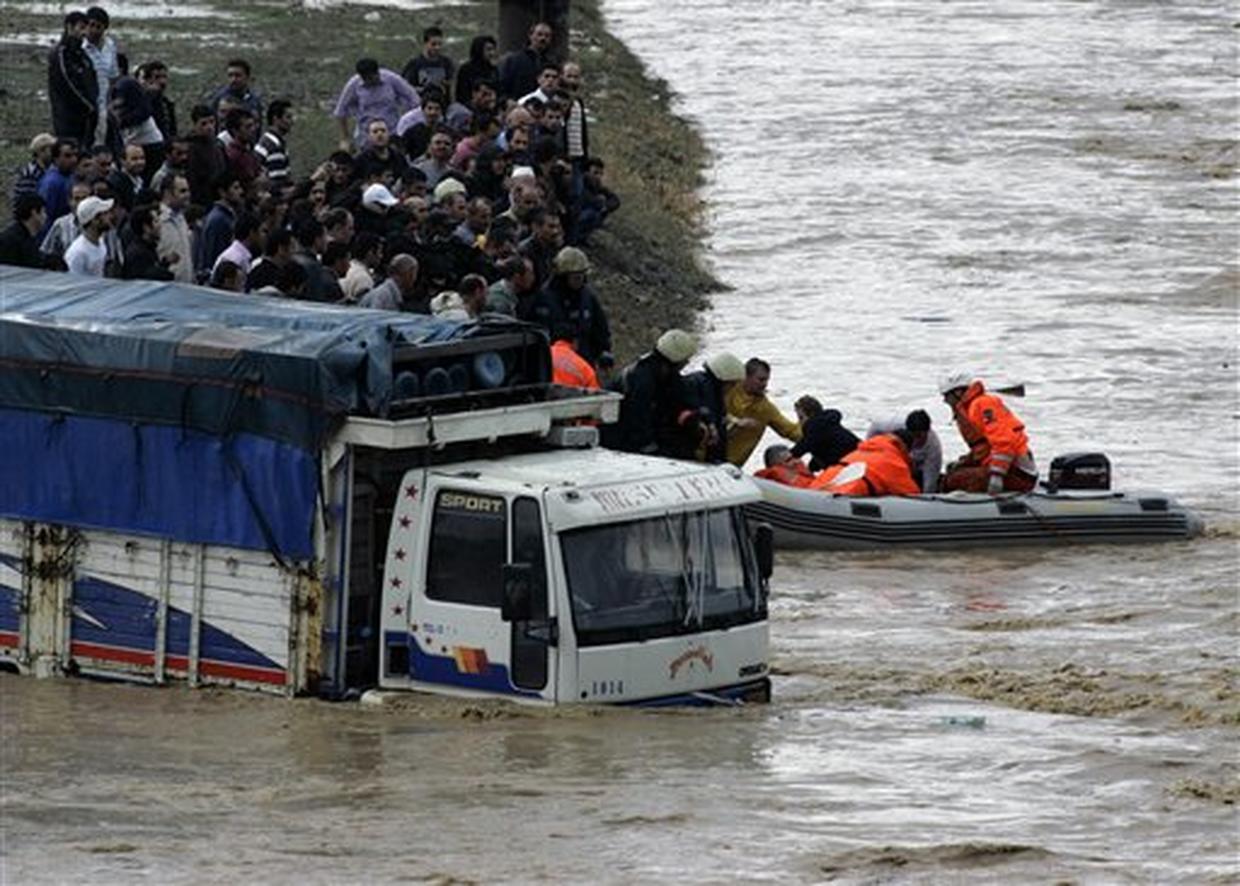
[953,382,1030,477]
[551,339,600,390]
[808,434,920,496]
[755,461,816,488]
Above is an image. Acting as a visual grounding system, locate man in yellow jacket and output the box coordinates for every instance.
[724,357,802,466]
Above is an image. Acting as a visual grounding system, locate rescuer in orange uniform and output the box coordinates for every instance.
[939,373,1037,494]
[754,444,816,487]
[808,431,921,496]
[550,334,600,389]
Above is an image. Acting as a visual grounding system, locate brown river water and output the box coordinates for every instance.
[3,0,1238,883]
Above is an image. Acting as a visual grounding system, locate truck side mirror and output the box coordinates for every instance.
[753,522,774,581]
[501,562,533,622]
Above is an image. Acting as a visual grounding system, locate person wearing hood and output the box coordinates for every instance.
[455,35,498,108]
[466,144,509,204]
[48,12,97,144]
[681,352,746,463]
[939,373,1037,494]
[790,395,860,472]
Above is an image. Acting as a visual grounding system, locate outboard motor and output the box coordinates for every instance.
[1048,452,1111,491]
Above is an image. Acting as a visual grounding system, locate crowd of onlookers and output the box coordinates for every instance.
[0,8,1011,494]
[1,9,622,360]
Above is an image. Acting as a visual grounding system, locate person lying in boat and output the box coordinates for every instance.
[806,430,921,496]
[753,444,815,487]
[866,408,942,492]
[938,373,1037,494]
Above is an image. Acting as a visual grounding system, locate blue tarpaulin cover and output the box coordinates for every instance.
[0,267,537,557]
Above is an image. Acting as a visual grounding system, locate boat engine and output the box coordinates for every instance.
[1048,452,1111,491]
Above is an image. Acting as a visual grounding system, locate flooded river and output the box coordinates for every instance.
[3,0,1238,883]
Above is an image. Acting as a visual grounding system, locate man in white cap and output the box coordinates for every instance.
[357,182,399,237]
[64,195,113,276]
[433,176,469,227]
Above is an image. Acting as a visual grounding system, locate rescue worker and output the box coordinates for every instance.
[725,357,803,467]
[682,352,745,463]
[520,246,612,368]
[550,332,599,390]
[809,431,921,497]
[866,409,942,492]
[754,444,815,488]
[939,373,1037,494]
[602,328,699,457]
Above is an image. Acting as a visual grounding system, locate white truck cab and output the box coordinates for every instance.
[375,449,771,705]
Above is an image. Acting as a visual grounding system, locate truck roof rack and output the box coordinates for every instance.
[338,385,621,450]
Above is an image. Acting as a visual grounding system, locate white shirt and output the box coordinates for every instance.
[64,234,107,277]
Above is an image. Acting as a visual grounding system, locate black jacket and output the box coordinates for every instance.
[498,47,553,100]
[519,277,611,365]
[456,37,498,104]
[603,352,692,457]
[48,38,97,142]
[107,170,152,212]
[120,237,174,280]
[0,221,44,269]
[680,368,728,463]
[791,410,860,472]
[186,134,227,209]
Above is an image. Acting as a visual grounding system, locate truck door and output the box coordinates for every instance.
[408,485,554,702]
[508,496,552,694]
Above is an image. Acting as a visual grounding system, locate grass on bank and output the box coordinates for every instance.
[0,0,719,359]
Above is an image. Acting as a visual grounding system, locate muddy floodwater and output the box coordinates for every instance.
[3,0,1239,882]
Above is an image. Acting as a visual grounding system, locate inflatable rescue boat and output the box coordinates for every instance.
[746,453,1204,550]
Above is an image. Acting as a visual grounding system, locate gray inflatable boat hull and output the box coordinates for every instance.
[746,480,1205,550]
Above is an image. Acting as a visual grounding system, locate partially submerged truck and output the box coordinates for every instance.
[0,267,772,704]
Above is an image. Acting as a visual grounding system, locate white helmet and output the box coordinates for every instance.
[655,329,698,364]
[706,352,745,382]
[938,371,973,395]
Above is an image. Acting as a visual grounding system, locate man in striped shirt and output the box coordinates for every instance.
[254,99,293,189]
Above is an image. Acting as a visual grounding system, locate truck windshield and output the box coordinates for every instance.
[560,507,764,647]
